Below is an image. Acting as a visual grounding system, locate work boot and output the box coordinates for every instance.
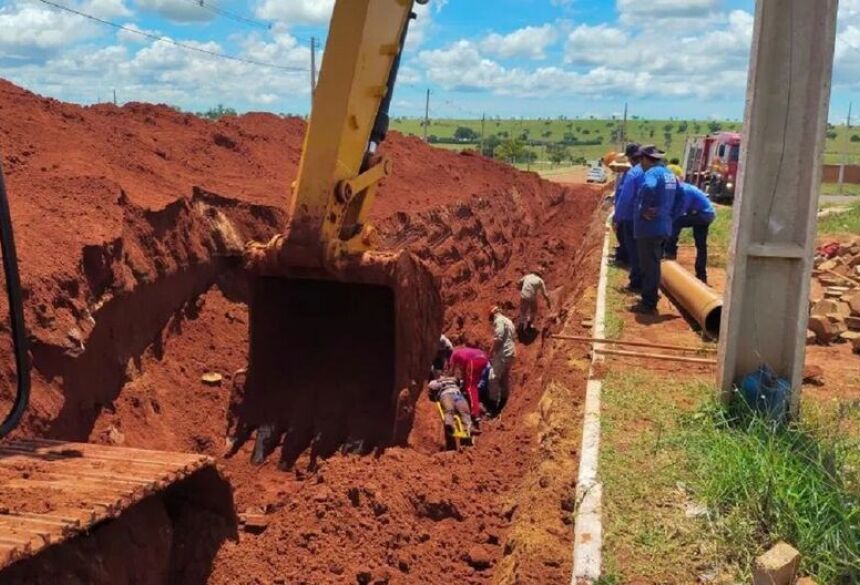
[629,303,658,316]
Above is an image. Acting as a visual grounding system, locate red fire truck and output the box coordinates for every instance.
[682,132,742,202]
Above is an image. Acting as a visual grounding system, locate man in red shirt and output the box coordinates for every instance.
[449,346,490,425]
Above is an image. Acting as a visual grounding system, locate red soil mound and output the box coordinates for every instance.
[0,79,604,584]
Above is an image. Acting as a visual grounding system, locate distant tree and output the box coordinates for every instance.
[826,131,838,140]
[454,126,479,142]
[547,144,570,166]
[677,121,689,133]
[544,120,552,126]
[663,123,674,133]
[582,129,591,135]
[428,135,439,144]
[649,128,655,138]
[563,132,576,143]
[201,104,237,120]
[498,130,509,138]
[708,121,723,133]
[663,132,673,149]
[851,134,860,143]
[542,129,553,138]
[482,134,501,157]
[693,123,702,134]
[496,138,528,163]
[575,125,582,132]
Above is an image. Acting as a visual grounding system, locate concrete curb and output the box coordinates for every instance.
[570,219,611,584]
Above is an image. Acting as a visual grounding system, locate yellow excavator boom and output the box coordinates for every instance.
[277,0,417,268]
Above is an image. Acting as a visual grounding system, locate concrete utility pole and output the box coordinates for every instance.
[838,103,852,194]
[310,37,318,101]
[718,0,839,413]
[621,102,628,151]
[480,113,486,155]
[423,88,430,142]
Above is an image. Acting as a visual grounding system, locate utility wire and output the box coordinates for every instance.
[179,0,272,30]
[35,0,308,73]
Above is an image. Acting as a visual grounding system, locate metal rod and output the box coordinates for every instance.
[594,347,717,365]
[552,334,717,353]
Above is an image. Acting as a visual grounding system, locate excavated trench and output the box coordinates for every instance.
[0,80,608,585]
[2,179,605,584]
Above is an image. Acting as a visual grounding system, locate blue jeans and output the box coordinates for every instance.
[622,220,641,288]
[637,236,665,309]
[666,213,714,282]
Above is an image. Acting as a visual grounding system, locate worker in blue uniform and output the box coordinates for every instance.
[632,145,677,315]
[665,177,717,284]
[615,143,644,290]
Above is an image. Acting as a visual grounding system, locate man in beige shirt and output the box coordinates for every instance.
[488,306,516,416]
[517,270,552,332]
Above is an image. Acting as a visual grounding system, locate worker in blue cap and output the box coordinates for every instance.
[665,171,716,284]
[631,145,678,315]
[615,143,644,291]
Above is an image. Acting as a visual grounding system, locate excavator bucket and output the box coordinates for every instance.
[224,0,444,467]
[236,245,442,467]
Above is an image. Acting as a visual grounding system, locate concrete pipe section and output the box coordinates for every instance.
[660,260,723,337]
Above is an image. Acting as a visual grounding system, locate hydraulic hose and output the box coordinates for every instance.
[0,158,30,438]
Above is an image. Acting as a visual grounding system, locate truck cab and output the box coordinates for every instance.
[683,131,741,202]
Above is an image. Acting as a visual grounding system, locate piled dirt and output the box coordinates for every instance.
[0,79,604,584]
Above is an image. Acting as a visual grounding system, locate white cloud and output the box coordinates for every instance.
[116,22,161,44]
[480,25,558,60]
[419,8,756,102]
[256,0,334,26]
[3,23,310,111]
[564,24,628,64]
[134,0,214,23]
[617,0,720,18]
[0,2,101,61]
[84,0,131,19]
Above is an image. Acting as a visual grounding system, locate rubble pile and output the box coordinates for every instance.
[808,236,860,353]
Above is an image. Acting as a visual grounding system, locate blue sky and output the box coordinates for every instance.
[1,0,859,121]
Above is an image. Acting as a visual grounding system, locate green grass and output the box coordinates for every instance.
[602,371,722,583]
[391,117,860,168]
[818,202,860,235]
[601,369,860,584]
[680,399,860,584]
[821,182,860,196]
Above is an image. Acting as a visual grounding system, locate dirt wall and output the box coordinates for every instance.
[0,79,605,584]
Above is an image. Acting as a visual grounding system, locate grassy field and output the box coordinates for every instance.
[391,117,860,169]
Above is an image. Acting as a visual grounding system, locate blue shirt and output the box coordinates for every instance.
[673,183,716,219]
[615,164,643,222]
[634,164,677,238]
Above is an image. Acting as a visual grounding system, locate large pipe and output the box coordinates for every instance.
[660,260,723,337]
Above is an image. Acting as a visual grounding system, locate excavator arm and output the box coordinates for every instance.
[239,0,443,469]
[252,0,424,270]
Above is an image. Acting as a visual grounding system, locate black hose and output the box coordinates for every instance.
[0,158,30,438]
[366,7,415,152]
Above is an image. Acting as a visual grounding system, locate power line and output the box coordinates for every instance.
[35,0,308,73]
[179,0,272,30]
